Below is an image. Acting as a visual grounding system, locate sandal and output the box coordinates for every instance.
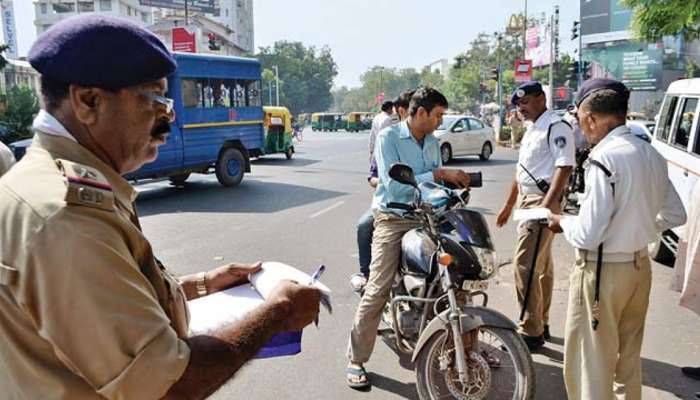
[346,365,371,389]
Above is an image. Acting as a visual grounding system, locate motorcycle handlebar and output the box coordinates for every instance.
[387,202,414,211]
[467,172,482,188]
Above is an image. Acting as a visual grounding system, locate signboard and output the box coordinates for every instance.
[172,27,196,53]
[525,22,551,68]
[0,0,17,59]
[581,0,633,44]
[514,59,533,83]
[139,0,217,14]
[583,42,663,91]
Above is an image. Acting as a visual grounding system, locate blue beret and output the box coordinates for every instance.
[575,78,629,107]
[510,81,544,106]
[28,15,176,90]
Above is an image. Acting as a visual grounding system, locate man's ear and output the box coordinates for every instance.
[69,85,102,125]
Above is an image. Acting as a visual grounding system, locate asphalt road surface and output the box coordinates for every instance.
[135,128,700,400]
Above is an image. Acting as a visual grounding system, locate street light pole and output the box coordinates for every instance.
[272,65,279,106]
[523,0,527,59]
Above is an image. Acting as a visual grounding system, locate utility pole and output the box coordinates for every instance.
[184,0,189,25]
[272,65,280,106]
[523,0,528,59]
[495,32,504,126]
[548,6,559,109]
[268,81,273,106]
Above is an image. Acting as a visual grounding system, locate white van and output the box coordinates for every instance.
[649,78,700,263]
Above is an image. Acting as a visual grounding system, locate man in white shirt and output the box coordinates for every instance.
[496,81,575,350]
[0,141,15,177]
[368,100,395,164]
[548,79,686,400]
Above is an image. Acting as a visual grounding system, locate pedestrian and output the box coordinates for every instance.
[0,140,15,177]
[548,78,687,400]
[674,180,700,394]
[496,81,576,350]
[507,108,524,147]
[0,15,321,399]
[368,100,395,164]
[350,90,415,293]
[346,87,472,389]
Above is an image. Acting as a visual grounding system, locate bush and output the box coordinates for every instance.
[0,86,39,144]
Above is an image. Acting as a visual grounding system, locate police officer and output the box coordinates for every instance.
[548,79,686,400]
[0,140,15,176]
[0,15,320,399]
[496,81,575,350]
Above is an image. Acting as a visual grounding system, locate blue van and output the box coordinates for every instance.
[11,52,265,187]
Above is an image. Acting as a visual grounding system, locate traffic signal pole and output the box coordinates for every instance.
[577,24,583,88]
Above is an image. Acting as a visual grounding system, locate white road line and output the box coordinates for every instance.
[308,201,345,219]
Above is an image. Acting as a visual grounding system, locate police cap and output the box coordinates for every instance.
[575,78,630,107]
[28,15,176,90]
[510,81,544,106]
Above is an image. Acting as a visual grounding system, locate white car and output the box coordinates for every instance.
[626,120,655,142]
[433,115,494,163]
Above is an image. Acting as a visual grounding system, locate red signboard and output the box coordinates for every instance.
[514,59,533,83]
[172,27,196,53]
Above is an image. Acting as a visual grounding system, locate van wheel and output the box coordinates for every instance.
[440,143,452,164]
[649,230,676,266]
[285,147,294,160]
[215,148,245,187]
[169,172,190,186]
[479,142,493,161]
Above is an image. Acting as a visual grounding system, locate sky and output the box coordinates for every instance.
[7,0,578,88]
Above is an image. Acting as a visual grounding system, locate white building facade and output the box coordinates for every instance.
[34,0,152,35]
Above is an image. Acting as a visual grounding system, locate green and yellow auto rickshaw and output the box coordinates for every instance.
[262,106,294,159]
[346,112,365,132]
[311,113,322,131]
[320,113,340,131]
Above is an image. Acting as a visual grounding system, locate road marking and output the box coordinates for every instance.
[309,201,345,219]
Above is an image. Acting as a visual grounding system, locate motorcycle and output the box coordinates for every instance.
[381,163,535,400]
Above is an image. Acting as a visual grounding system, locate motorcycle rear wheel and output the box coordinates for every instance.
[415,326,534,400]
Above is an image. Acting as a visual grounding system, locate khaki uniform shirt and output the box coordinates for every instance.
[0,132,190,399]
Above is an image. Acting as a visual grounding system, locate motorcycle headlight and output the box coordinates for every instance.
[475,247,498,279]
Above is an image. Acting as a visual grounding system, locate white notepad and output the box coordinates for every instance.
[513,207,551,222]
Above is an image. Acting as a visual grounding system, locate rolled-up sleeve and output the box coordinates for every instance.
[19,210,190,400]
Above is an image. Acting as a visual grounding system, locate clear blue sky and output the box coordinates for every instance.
[8,0,578,88]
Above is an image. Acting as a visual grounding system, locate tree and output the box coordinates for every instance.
[623,0,700,41]
[0,86,40,143]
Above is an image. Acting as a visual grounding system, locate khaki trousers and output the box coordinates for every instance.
[564,250,651,400]
[347,211,420,363]
[514,194,559,336]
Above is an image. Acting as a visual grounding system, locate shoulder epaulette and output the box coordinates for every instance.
[56,159,115,211]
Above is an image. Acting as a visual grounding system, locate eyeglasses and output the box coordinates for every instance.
[138,90,174,114]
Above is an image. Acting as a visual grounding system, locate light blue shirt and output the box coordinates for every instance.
[372,120,442,214]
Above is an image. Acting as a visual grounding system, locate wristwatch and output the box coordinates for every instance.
[195,272,208,297]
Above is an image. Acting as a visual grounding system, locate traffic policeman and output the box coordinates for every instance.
[0,15,320,399]
[496,81,575,350]
[0,141,15,176]
[548,79,686,400]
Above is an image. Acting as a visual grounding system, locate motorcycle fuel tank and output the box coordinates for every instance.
[400,228,437,277]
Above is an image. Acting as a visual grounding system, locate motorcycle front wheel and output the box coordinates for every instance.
[415,326,534,400]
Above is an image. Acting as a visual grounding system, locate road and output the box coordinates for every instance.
[135,128,700,400]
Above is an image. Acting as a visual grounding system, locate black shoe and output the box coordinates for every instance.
[695,392,700,400]
[543,325,551,341]
[520,334,545,351]
[682,366,700,380]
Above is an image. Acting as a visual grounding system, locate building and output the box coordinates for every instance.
[33,1,152,35]
[148,14,248,57]
[0,59,40,96]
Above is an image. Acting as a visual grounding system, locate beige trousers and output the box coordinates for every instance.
[564,250,651,400]
[514,194,559,336]
[347,211,421,363]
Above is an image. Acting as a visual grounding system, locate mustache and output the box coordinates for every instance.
[151,121,171,138]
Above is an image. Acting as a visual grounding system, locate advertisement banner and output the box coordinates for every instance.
[525,23,551,68]
[1,0,17,59]
[139,0,216,14]
[583,42,663,91]
[581,0,634,44]
[172,27,196,53]
[515,59,533,83]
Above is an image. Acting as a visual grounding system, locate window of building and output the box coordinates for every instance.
[672,97,698,149]
[142,12,148,23]
[78,1,94,12]
[127,6,132,16]
[40,3,47,14]
[52,3,75,13]
[99,0,111,11]
[657,96,679,142]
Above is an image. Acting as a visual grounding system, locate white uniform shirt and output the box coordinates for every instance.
[560,125,687,254]
[369,112,395,163]
[517,110,576,191]
[0,141,15,177]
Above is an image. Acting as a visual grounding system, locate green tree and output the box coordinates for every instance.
[0,86,40,143]
[623,0,700,41]
[256,41,338,115]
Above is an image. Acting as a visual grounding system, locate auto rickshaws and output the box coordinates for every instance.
[311,113,322,131]
[320,113,343,131]
[346,112,365,132]
[262,106,294,159]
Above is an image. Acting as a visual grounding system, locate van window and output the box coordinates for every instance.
[181,78,261,108]
[181,78,204,108]
[694,122,700,156]
[246,80,261,107]
[656,96,679,141]
[672,97,698,149]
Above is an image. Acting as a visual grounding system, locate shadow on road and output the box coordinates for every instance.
[136,179,347,217]
[642,357,700,399]
[252,156,321,167]
[367,372,419,400]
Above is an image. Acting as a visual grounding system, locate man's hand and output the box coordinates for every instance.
[548,214,563,233]
[437,168,471,188]
[267,281,321,332]
[206,261,263,294]
[496,204,513,228]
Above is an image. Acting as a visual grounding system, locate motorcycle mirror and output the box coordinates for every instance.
[389,163,418,188]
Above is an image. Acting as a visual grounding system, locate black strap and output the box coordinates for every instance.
[546,119,572,150]
[589,159,615,196]
[587,158,613,331]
